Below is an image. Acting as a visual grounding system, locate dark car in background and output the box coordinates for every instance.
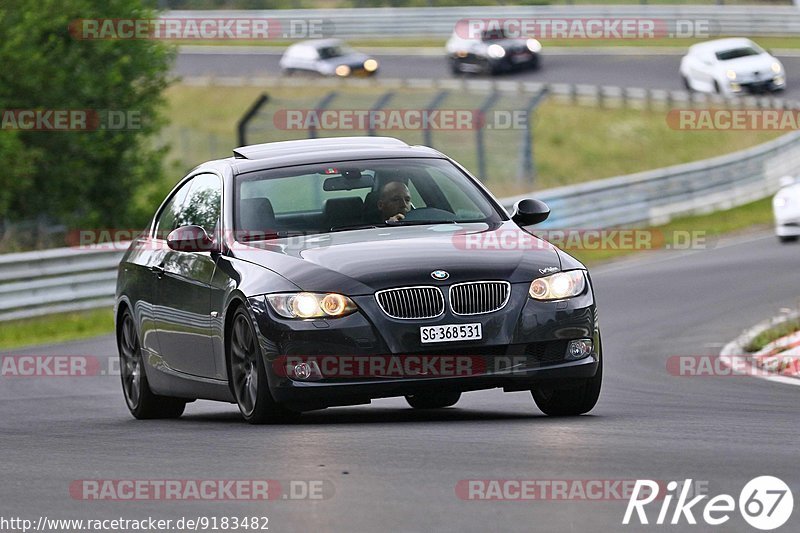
[446,24,542,75]
[279,38,379,77]
[115,136,601,424]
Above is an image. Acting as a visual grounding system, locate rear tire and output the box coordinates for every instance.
[531,350,602,417]
[229,307,299,424]
[405,391,461,409]
[118,309,186,420]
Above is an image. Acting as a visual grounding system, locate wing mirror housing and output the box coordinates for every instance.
[512,198,550,227]
[167,225,216,252]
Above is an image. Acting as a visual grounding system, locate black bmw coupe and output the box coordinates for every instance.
[115,136,602,423]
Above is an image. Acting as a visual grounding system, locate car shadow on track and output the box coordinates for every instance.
[177,406,603,426]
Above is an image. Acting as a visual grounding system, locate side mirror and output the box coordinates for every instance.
[167,225,215,252]
[512,198,550,227]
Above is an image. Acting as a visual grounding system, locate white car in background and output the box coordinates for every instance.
[279,39,379,77]
[774,176,800,243]
[679,38,785,96]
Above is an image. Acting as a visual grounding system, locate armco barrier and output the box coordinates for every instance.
[165,6,800,38]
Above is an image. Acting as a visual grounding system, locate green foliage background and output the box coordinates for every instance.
[0,0,174,229]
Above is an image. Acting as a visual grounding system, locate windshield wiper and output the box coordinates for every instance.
[328,224,383,233]
[385,219,459,226]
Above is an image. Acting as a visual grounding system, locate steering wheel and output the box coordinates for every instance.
[400,207,455,222]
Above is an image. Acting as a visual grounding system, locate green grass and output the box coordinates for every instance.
[568,196,775,266]
[744,318,800,353]
[0,309,115,351]
[159,83,780,199]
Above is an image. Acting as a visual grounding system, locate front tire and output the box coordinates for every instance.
[118,309,186,419]
[405,391,461,409]
[531,354,602,416]
[778,235,798,243]
[229,307,299,424]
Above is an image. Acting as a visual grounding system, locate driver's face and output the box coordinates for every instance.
[378,182,412,219]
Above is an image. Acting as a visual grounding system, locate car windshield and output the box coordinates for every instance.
[481,29,508,41]
[234,158,503,241]
[715,46,761,61]
[318,45,350,59]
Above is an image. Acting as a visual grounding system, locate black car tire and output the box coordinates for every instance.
[118,309,186,420]
[531,354,602,416]
[405,391,461,409]
[682,75,692,91]
[778,235,798,243]
[229,306,300,424]
[448,57,461,75]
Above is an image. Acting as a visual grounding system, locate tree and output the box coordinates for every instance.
[0,0,173,230]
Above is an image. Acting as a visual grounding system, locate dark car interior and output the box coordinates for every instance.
[235,163,489,240]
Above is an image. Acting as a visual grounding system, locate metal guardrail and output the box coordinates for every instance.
[3,81,799,321]
[166,6,800,37]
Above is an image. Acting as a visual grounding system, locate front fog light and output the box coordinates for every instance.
[291,360,322,381]
[566,339,593,360]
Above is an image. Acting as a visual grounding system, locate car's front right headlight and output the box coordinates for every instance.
[487,44,506,59]
[726,69,737,80]
[266,292,358,319]
[529,271,587,301]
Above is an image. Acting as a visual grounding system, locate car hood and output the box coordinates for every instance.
[231,221,564,295]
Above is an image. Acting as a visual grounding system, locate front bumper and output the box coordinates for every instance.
[249,282,599,409]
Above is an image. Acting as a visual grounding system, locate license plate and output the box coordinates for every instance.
[420,323,482,344]
[512,53,530,63]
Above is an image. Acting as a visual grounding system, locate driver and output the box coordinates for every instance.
[377,181,412,222]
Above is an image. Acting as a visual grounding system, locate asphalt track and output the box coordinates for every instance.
[2,231,799,532]
[174,47,800,100]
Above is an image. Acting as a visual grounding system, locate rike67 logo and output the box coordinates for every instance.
[623,477,793,530]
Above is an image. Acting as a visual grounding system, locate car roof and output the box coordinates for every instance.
[290,39,344,49]
[689,38,758,54]
[217,137,446,174]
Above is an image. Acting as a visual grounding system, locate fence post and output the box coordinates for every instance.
[476,92,500,182]
[309,91,339,139]
[423,90,449,147]
[236,92,269,147]
[518,87,549,185]
[367,90,396,136]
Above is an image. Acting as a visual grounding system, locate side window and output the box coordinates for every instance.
[177,174,222,236]
[154,180,193,239]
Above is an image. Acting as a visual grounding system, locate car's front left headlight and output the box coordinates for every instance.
[363,59,379,72]
[726,69,737,80]
[772,61,783,74]
[526,39,542,53]
[529,271,587,301]
[266,292,358,319]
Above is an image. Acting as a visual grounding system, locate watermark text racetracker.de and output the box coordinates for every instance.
[668,109,800,131]
[1,355,116,378]
[69,17,333,40]
[69,479,333,501]
[455,17,716,40]
[273,109,533,131]
[0,516,271,532]
[1,109,142,131]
